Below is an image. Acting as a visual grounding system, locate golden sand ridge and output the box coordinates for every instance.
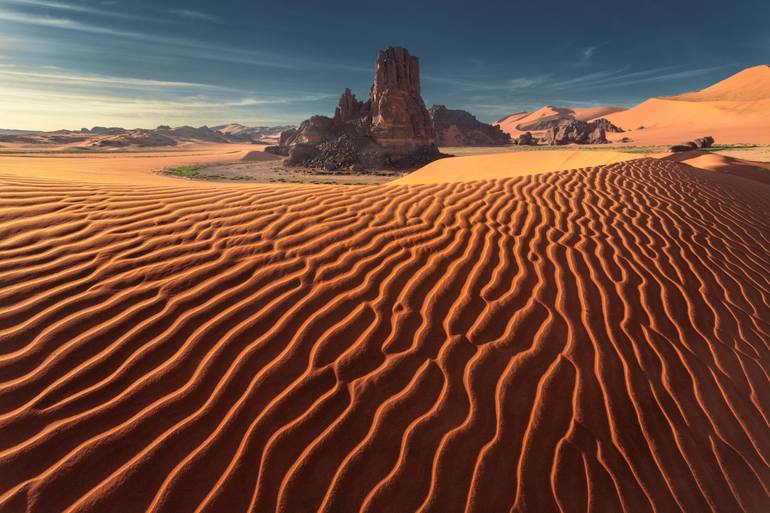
[0,148,768,512]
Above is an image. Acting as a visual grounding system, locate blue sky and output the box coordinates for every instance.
[1,0,768,130]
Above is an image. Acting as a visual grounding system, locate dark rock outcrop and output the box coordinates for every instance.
[694,136,715,148]
[513,132,537,146]
[670,136,715,153]
[271,46,445,171]
[670,143,697,153]
[429,105,511,146]
[543,119,608,145]
[590,118,624,133]
[334,89,369,127]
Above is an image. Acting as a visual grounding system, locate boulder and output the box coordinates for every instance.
[589,118,624,133]
[514,131,537,146]
[543,119,608,145]
[669,137,715,153]
[429,105,511,146]
[694,136,714,148]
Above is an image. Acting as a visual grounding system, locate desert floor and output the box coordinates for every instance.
[0,146,768,512]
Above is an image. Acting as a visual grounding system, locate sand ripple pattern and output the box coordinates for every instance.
[0,158,768,512]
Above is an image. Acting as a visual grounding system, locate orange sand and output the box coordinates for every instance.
[0,143,261,184]
[393,149,652,184]
[604,65,770,145]
[677,151,770,184]
[0,151,769,512]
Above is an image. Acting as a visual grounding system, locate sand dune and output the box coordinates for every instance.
[393,149,651,184]
[0,154,769,512]
[604,65,770,145]
[674,152,770,184]
[496,105,625,136]
[603,97,770,145]
[669,65,770,102]
[0,144,261,184]
[573,105,627,121]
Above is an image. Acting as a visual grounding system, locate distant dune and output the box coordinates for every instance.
[495,65,770,146]
[0,149,768,512]
[668,65,770,102]
[496,105,626,136]
[603,65,770,145]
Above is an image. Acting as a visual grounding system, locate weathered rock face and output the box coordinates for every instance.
[269,46,444,171]
[333,89,370,126]
[543,119,608,145]
[590,118,624,133]
[369,47,435,150]
[429,105,511,146]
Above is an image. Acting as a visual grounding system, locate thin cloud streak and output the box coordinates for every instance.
[4,0,154,21]
[169,9,217,21]
[548,65,721,91]
[0,8,368,72]
[424,74,550,91]
[0,69,235,90]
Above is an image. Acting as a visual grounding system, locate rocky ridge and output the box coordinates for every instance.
[429,105,511,146]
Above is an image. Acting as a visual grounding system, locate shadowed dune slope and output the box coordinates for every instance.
[0,158,769,513]
[677,152,770,185]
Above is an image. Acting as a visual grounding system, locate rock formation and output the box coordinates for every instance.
[267,47,445,171]
[333,89,369,126]
[542,119,610,145]
[429,105,511,146]
[590,118,624,133]
[369,48,435,150]
[513,131,537,145]
[694,136,715,148]
[670,136,715,152]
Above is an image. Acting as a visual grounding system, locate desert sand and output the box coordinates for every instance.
[603,65,770,145]
[0,143,261,185]
[393,149,652,184]
[0,147,768,512]
[495,66,770,147]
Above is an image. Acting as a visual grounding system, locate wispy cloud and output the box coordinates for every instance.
[5,0,152,22]
[424,74,550,92]
[0,8,367,72]
[581,45,599,61]
[168,9,217,22]
[549,66,712,90]
[548,65,724,91]
[0,68,233,90]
